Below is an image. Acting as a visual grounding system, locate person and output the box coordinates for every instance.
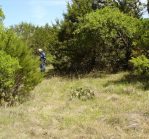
[38,49,46,72]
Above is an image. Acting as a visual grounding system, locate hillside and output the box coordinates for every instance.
[0,72,149,139]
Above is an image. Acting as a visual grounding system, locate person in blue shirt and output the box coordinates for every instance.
[38,49,46,72]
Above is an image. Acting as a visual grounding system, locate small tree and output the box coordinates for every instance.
[73,7,140,72]
[0,29,42,105]
[0,51,20,104]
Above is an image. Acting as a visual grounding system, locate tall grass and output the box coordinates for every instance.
[0,72,149,139]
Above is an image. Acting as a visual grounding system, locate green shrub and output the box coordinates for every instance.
[130,55,149,75]
[0,51,20,104]
[70,87,95,101]
[53,7,141,73]
[0,29,42,105]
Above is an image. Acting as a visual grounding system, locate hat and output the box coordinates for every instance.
[38,49,43,52]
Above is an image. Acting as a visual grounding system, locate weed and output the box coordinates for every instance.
[70,87,95,101]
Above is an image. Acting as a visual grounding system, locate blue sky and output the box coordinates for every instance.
[0,0,148,27]
[1,0,70,27]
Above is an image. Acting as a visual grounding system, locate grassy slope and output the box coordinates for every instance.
[0,72,149,139]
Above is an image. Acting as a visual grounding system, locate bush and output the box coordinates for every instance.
[130,55,149,76]
[0,29,42,105]
[0,51,20,104]
[52,7,141,73]
[70,87,95,101]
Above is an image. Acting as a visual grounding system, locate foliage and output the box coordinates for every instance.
[10,22,36,46]
[11,23,56,64]
[70,87,95,100]
[0,8,5,22]
[130,55,149,75]
[75,7,140,71]
[53,7,141,73]
[51,0,94,72]
[0,28,42,105]
[130,19,149,76]
[134,19,149,57]
[0,0,148,106]
[64,0,93,22]
[0,8,42,105]
[52,0,145,74]
[0,51,20,104]
[92,0,145,18]
[31,24,53,51]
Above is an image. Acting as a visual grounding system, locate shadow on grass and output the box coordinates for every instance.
[104,74,149,90]
[45,69,57,78]
[45,69,107,79]
[45,67,149,90]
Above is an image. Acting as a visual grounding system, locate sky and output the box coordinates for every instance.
[0,0,148,27]
[1,0,70,27]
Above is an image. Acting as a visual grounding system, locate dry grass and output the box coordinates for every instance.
[0,72,149,139]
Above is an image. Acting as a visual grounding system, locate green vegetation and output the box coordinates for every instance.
[93,0,145,18]
[0,13,42,105]
[7,1,149,75]
[130,55,149,75]
[74,7,141,72]
[51,0,149,74]
[0,51,20,104]
[0,0,149,138]
[70,87,95,100]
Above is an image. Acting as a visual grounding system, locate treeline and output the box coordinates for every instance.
[27,0,148,75]
[0,0,149,105]
[10,0,149,75]
[51,0,149,74]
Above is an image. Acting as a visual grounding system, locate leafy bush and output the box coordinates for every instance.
[0,51,20,104]
[70,87,95,101]
[53,7,141,73]
[0,29,42,105]
[74,7,140,72]
[130,55,149,75]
